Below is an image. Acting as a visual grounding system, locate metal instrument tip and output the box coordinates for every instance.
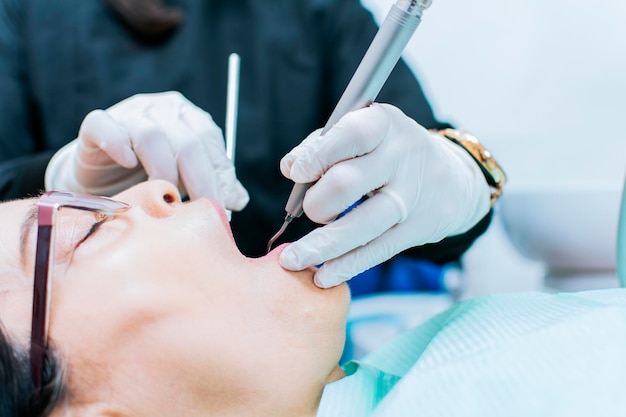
[267,214,295,253]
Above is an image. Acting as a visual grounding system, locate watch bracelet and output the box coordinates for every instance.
[429,128,507,206]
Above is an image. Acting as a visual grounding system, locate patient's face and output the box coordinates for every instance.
[0,180,350,416]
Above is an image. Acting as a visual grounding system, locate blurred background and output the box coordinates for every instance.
[365,0,626,295]
[345,0,626,361]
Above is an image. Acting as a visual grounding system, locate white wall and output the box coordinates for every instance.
[361,0,626,295]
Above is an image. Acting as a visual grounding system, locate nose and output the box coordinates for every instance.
[113,180,182,218]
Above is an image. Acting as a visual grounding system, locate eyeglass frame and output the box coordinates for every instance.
[30,191,130,397]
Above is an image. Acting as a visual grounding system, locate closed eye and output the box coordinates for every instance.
[76,217,108,247]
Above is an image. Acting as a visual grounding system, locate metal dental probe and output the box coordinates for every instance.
[266,0,433,253]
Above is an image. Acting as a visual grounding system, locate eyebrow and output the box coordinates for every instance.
[20,202,39,268]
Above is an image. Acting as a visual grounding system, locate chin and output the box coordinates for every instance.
[245,243,351,314]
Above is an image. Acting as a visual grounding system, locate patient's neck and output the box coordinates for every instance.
[240,364,346,417]
[248,364,346,417]
[66,362,347,417]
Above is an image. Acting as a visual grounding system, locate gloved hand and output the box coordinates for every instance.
[278,103,490,288]
[45,91,249,210]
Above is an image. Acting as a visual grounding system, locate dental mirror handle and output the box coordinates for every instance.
[225,52,241,221]
[285,1,430,219]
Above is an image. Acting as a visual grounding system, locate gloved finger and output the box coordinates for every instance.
[303,148,395,223]
[106,93,154,120]
[152,91,190,121]
[123,115,179,187]
[209,137,250,211]
[176,142,222,203]
[143,105,221,202]
[78,110,138,168]
[279,190,406,270]
[165,115,221,202]
[280,104,390,184]
[178,106,225,199]
[226,181,250,211]
[279,128,323,180]
[178,99,223,141]
[314,222,411,288]
[144,96,218,194]
[179,107,250,209]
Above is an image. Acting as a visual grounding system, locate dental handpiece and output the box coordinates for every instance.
[267,0,433,252]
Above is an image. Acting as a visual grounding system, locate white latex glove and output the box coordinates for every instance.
[45,91,249,210]
[279,103,491,288]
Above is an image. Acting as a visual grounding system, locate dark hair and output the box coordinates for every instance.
[0,323,67,417]
[104,0,185,42]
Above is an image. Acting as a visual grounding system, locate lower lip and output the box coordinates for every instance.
[250,244,327,289]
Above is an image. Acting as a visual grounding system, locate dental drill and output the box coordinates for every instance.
[267,0,433,252]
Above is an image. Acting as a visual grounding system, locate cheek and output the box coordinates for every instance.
[0,288,32,343]
[48,230,247,351]
[49,267,165,354]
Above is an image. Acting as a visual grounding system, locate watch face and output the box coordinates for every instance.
[433,129,506,203]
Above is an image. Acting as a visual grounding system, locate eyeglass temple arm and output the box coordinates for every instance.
[30,223,53,394]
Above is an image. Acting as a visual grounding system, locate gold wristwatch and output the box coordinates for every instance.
[430,128,506,206]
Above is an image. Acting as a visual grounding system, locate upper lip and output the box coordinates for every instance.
[200,198,235,238]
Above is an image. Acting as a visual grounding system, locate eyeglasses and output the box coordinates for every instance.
[30,191,130,396]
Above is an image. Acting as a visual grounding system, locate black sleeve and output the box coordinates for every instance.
[319,0,492,264]
[0,152,52,200]
[0,0,37,159]
[0,0,49,200]
[318,0,449,130]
